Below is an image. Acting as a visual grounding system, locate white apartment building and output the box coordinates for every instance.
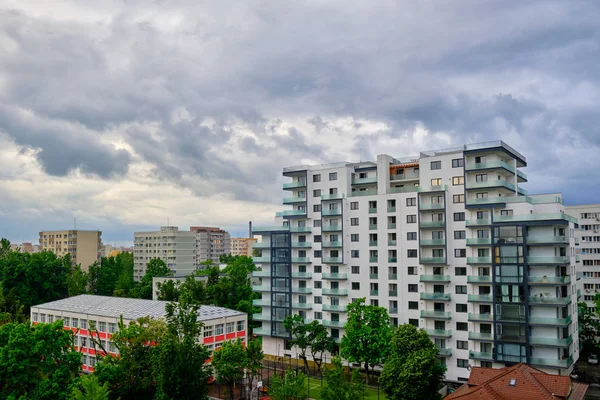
[31,295,247,373]
[191,226,231,265]
[252,141,580,382]
[566,204,600,309]
[133,226,196,280]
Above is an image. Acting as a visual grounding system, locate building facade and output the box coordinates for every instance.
[231,237,258,257]
[566,204,600,311]
[133,226,196,281]
[38,230,102,271]
[252,141,580,382]
[191,227,231,264]
[31,294,247,373]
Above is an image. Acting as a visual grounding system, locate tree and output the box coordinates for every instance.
[70,374,110,400]
[269,370,308,400]
[67,263,88,297]
[245,337,264,393]
[340,298,392,383]
[212,339,248,400]
[157,279,180,301]
[88,252,136,298]
[581,300,600,353]
[139,258,172,299]
[0,320,81,400]
[320,356,363,400]
[379,324,446,400]
[308,321,335,374]
[0,238,11,259]
[284,315,312,372]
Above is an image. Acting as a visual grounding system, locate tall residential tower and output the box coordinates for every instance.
[39,230,102,270]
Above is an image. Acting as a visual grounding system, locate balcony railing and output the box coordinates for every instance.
[420,310,451,319]
[418,185,448,192]
[465,160,515,173]
[467,257,492,264]
[529,315,572,326]
[419,257,446,264]
[370,290,379,296]
[387,186,419,194]
[419,203,445,211]
[322,225,343,232]
[321,209,342,216]
[369,207,378,214]
[369,256,378,262]
[468,332,493,341]
[420,293,451,301]
[321,193,344,200]
[389,273,398,280]
[528,276,571,285]
[292,257,311,263]
[388,257,397,263]
[290,226,312,233]
[468,313,493,322]
[350,189,377,197]
[322,288,348,296]
[467,294,493,302]
[419,221,445,229]
[292,303,313,309]
[388,240,397,246]
[252,271,270,277]
[253,256,271,263]
[390,172,420,181]
[369,273,379,279]
[352,177,378,185]
[291,272,312,278]
[466,238,491,246]
[466,218,491,227]
[528,296,571,305]
[438,348,452,357]
[387,207,396,213]
[322,304,347,312]
[369,224,378,230]
[322,273,347,280]
[252,299,270,306]
[389,290,398,296]
[275,210,306,217]
[323,320,345,328]
[529,335,572,347]
[467,275,492,283]
[494,213,577,224]
[527,235,568,244]
[465,179,515,191]
[253,328,270,336]
[283,181,306,189]
[420,275,451,282]
[424,329,452,338]
[252,242,271,249]
[253,226,290,233]
[292,242,312,248]
[322,241,342,247]
[528,256,570,264]
[420,239,446,247]
[369,240,378,246]
[252,314,271,321]
[283,196,307,204]
[252,285,272,292]
[389,307,398,314]
[322,257,343,264]
[469,351,493,361]
[529,356,573,368]
[388,223,397,229]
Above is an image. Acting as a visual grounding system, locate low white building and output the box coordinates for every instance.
[31,294,247,373]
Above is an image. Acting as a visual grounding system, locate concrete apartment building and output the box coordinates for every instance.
[231,237,258,257]
[252,141,580,382]
[133,226,196,281]
[566,204,600,311]
[38,230,102,270]
[31,294,247,373]
[191,226,231,264]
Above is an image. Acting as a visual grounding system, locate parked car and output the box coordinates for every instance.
[588,354,599,365]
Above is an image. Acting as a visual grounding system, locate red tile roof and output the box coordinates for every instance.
[444,363,587,400]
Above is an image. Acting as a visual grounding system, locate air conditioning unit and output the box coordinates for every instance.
[587,289,592,293]
[595,230,599,233]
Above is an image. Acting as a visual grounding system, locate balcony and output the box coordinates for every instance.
[466,196,510,207]
[276,210,306,218]
[323,320,345,328]
[420,239,446,246]
[468,332,493,341]
[322,257,343,264]
[494,213,577,224]
[389,290,398,296]
[419,221,445,229]
[466,218,491,227]
[292,242,312,248]
[322,304,347,312]
[252,314,271,321]
[253,285,277,292]
[370,290,379,296]
[468,294,493,303]
[420,310,451,319]
[252,242,271,249]
[469,351,493,361]
[420,293,451,301]
[467,257,492,264]
[252,299,270,306]
[292,287,312,294]
[388,240,397,246]
[283,196,307,204]
[290,226,312,233]
[529,336,572,347]
[387,186,419,194]
[387,206,396,213]
[388,257,397,263]
[322,288,348,296]
[291,257,311,263]
[322,273,347,280]
[389,273,398,280]
[420,275,451,283]
[527,256,570,265]
[321,193,344,201]
[528,276,571,285]
[352,176,378,185]
[252,271,270,277]
[369,256,378,262]
[390,171,420,181]
[292,272,312,278]
[369,240,378,246]
[321,209,342,216]
[438,348,452,357]
[322,241,342,248]
[389,307,398,314]
[466,238,491,246]
[388,223,397,229]
[529,356,573,369]
[465,179,515,191]
[467,275,492,283]
[283,180,306,189]
[465,160,515,173]
[369,207,378,214]
[292,303,313,309]
[419,203,445,211]
[253,328,270,336]
[528,296,571,305]
[468,313,493,322]
[424,329,452,338]
[527,235,568,244]
[369,224,378,230]
[252,256,271,263]
[350,189,377,197]
[322,225,343,232]
[529,315,571,326]
[419,257,446,264]
[418,185,448,193]
[253,226,290,233]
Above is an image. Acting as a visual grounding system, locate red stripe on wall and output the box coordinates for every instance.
[204,337,215,344]
[226,333,236,340]
[236,331,246,337]
[215,335,225,342]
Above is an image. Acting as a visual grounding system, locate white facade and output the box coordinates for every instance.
[133,226,196,280]
[31,295,247,373]
[252,141,580,382]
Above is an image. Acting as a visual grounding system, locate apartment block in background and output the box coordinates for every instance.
[39,230,102,271]
[252,141,580,382]
[133,226,196,281]
[231,237,258,257]
[191,226,231,264]
[566,204,600,309]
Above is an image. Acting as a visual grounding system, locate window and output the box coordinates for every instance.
[454,249,466,258]
[314,265,322,273]
[501,210,513,216]
[48,315,54,323]
[455,267,466,276]
[314,296,322,304]
[475,156,486,164]
[313,189,321,197]
[40,314,46,323]
[204,326,214,337]
[89,357,96,367]
[351,202,359,210]
[453,194,465,203]
[352,282,360,290]
[351,218,359,226]
[406,198,416,206]
[454,230,466,239]
[432,249,444,258]
[431,178,442,186]
[454,212,465,221]
[409,319,419,327]
[329,188,337,194]
[314,250,322,258]
[313,174,321,182]
[452,176,464,185]
[81,337,87,347]
[314,220,322,227]
[476,192,488,199]
[407,249,418,258]
[452,158,464,168]
[329,172,338,181]
[215,324,224,335]
[73,336,79,346]
[456,285,467,294]
[314,312,322,320]
[108,323,116,334]
[80,319,87,330]
[456,304,467,312]
[456,322,468,331]
[475,174,488,182]
[406,215,417,223]
[431,161,441,170]
[351,266,360,274]
[351,234,359,242]
[407,266,417,275]
[226,322,235,333]
[99,322,107,332]
[408,301,419,310]
[314,281,322,289]
[237,320,245,331]
[457,340,468,350]
[408,284,418,292]
[313,204,321,212]
[314,235,322,243]
[407,232,417,240]
[32,312,38,322]
[351,250,360,258]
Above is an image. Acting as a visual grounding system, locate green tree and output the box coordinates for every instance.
[341,298,392,383]
[269,370,308,400]
[245,337,264,392]
[157,279,181,301]
[67,263,88,297]
[88,252,136,298]
[152,292,212,400]
[0,238,11,259]
[308,321,335,374]
[284,314,312,372]
[379,324,446,400]
[139,258,172,299]
[212,339,248,400]
[70,374,110,400]
[320,356,363,400]
[581,300,600,353]
[0,320,81,399]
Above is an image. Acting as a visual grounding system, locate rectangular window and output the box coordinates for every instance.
[314,281,322,288]
[204,326,214,337]
[313,189,321,197]
[314,250,322,258]
[351,250,360,258]
[314,235,322,243]
[456,322,468,331]
[352,282,360,290]
[237,320,245,331]
[431,161,441,170]
[314,265,322,273]
[314,220,321,227]
[313,204,321,212]
[314,312,322,320]
[454,249,466,258]
[329,172,338,181]
[351,218,359,226]
[80,319,87,330]
[408,284,418,292]
[406,215,417,223]
[108,323,116,334]
[456,304,467,313]
[455,267,466,276]
[457,340,468,350]
[32,312,38,322]
[457,359,469,368]
[314,296,322,304]
[408,301,418,310]
[454,230,466,239]
[215,324,224,335]
[351,202,359,210]
[406,198,416,206]
[409,319,419,327]
[453,194,465,203]
[351,234,359,242]
[313,174,321,182]
[452,158,464,168]
[352,266,360,274]
[407,267,417,275]
[454,212,465,221]
[475,174,488,182]
[501,210,513,216]
[407,249,418,258]
[431,178,442,186]
[226,322,235,333]
[99,322,107,332]
[407,232,417,240]
[452,176,464,185]
[456,285,467,294]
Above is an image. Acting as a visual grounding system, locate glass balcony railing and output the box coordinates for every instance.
[292,303,313,309]
[352,177,378,185]
[252,285,273,292]
[527,236,568,244]
[321,209,342,216]
[527,256,570,264]
[389,290,398,296]
[468,332,493,341]
[468,313,493,322]
[466,238,491,246]
[321,193,344,200]
[322,241,342,247]
[419,203,445,211]
[465,160,515,173]
[283,181,306,189]
[528,276,570,285]
[370,290,379,296]
[467,257,492,264]
[494,213,577,224]
[323,320,345,328]
[438,348,452,357]
[467,294,493,302]
[388,240,397,246]
[253,328,270,336]
[387,186,419,194]
[419,221,445,228]
[420,310,451,319]
[420,239,446,246]
[290,226,312,233]
[466,218,492,226]
[418,185,448,193]
[322,304,347,312]
[322,226,343,232]
[369,273,379,279]
[291,257,311,263]
[291,272,312,278]
[276,210,306,217]
[252,271,270,277]
[388,223,397,229]
[252,256,271,263]
[465,179,515,191]
[252,314,271,321]
[389,273,398,280]
[528,296,571,305]
[369,224,378,230]
[420,293,451,301]
[322,257,343,263]
[528,315,572,326]
[389,307,399,314]
[369,240,378,246]
[252,242,271,249]
[253,226,289,233]
[252,299,270,306]
[424,329,452,338]
[369,207,378,214]
[469,351,493,360]
[420,275,451,282]
[322,273,347,280]
[390,172,420,181]
[283,196,307,204]
[292,287,312,294]
[529,356,573,368]
[388,257,397,263]
[322,288,348,296]
[467,275,492,283]
[387,206,396,213]
[529,335,572,347]
[292,242,312,248]
[349,189,377,197]
[419,257,446,264]
[369,256,378,262]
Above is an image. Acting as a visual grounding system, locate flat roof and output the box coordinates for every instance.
[32,295,245,321]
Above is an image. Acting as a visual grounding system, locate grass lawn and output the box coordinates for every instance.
[305,377,387,400]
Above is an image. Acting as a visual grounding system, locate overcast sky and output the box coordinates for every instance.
[1,0,599,245]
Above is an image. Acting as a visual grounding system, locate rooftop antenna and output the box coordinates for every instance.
[359,147,362,162]
[74,217,77,230]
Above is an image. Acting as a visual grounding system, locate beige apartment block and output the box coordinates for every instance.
[38,230,102,270]
[191,226,231,264]
[231,237,258,257]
